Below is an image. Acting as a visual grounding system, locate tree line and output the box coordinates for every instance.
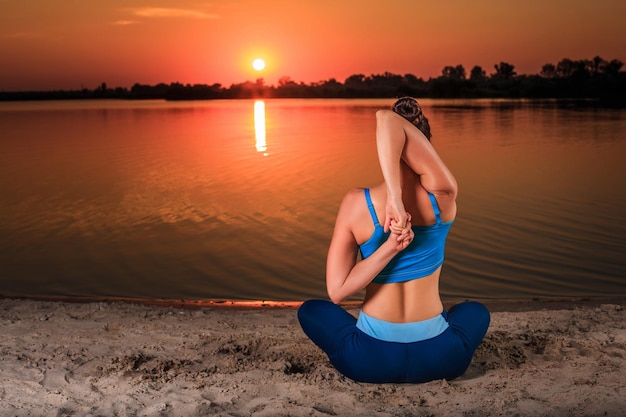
[1,56,624,105]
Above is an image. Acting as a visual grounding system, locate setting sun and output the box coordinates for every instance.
[252,58,266,71]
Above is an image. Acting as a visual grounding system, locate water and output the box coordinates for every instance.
[1,98,625,302]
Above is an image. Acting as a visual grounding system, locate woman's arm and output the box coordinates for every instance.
[325,190,413,304]
[376,109,457,231]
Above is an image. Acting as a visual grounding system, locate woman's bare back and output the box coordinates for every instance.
[352,177,452,322]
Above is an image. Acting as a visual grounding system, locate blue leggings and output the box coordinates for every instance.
[298,299,490,383]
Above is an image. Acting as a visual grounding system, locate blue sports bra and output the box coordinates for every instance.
[359,188,453,284]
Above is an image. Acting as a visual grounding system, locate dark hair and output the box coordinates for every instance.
[392,97,431,140]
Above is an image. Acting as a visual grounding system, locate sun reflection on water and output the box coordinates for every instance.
[254,100,267,155]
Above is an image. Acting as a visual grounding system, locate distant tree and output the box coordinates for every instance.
[430,65,471,97]
[555,58,574,78]
[540,63,557,78]
[276,76,306,98]
[603,59,624,76]
[589,56,624,77]
[3,53,625,102]
[441,65,466,80]
[591,56,606,75]
[555,58,591,79]
[130,82,168,99]
[371,72,404,88]
[320,78,341,87]
[278,76,296,87]
[585,57,623,77]
[313,78,344,97]
[403,73,420,85]
[344,74,366,88]
[469,66,487,82]
[577,59,593,78]
[397,73,427,97]
[492,62,516,79]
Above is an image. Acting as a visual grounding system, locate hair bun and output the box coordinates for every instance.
[392,97,420,123]
[392,97,432,140]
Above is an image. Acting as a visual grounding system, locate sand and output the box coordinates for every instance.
[0,298,625,417]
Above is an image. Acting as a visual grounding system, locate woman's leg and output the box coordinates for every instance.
[401,302,490,382]
[297,299,358,357]
[298,299,408,383]
[447,301,490,351]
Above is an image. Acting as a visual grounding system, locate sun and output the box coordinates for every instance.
[252,58,266,71]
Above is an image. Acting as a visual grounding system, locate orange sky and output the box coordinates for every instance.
[1,0,625,91]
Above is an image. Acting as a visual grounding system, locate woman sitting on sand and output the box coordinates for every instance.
[298,97,490,383]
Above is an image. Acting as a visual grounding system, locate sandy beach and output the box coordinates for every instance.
[1,298,624,417]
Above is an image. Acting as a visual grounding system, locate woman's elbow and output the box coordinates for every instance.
[326,287,345,305]
[445,175,459,198]
[439,180,458,199]
[375,109,395,125]
[431,169,458,199]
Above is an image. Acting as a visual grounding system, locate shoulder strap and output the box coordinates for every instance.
[363,188,380,226]
[428,193,442,225]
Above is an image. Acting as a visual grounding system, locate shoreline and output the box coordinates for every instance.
[2,294,625,312]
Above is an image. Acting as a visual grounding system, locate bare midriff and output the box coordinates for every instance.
[361,266,444,323]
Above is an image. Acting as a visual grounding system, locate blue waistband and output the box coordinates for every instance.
[356,310,449,343]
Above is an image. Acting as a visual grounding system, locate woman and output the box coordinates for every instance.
[297,97,490,384]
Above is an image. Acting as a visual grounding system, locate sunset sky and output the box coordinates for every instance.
[1,0,625,91]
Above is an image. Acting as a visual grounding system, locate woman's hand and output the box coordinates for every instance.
[384,194,409,234]
[388,217,414,252]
